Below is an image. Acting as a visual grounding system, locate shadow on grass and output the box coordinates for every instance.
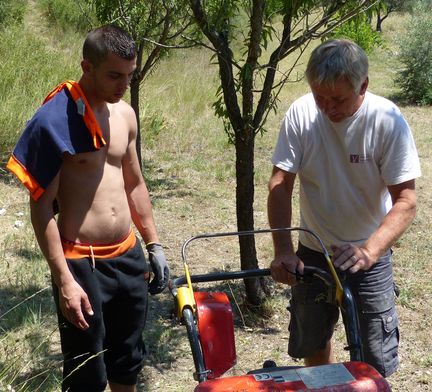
[142,160,180,191]
[16,247,43,261]
[0,338,63,392]
[0,165,17,186]
[0,281,63,392]
[0,284,53,333]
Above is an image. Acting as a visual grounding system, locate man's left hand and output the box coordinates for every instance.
[146,243,170,294]
[331,244,373,273]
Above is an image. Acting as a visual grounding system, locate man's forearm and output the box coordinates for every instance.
[127,182,160,244]
[363,198,416,263]
[267,178,296,256]
[268,196,294,253]
[30,200,74,286]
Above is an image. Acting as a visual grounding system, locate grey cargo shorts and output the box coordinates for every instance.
[288,243,399,378]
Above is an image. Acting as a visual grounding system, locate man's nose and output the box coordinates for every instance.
[323,99,337,113]
[119,75,131,88]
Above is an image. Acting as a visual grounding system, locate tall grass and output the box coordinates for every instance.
[0,12,82,163]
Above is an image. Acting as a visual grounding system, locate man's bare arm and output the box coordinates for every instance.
[121,108,160,245]
[121,105,170,294]
[268,166,303,285]
[268,166,296,254]
[30,174,93,329]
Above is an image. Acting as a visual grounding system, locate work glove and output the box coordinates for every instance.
[146,243,170,295]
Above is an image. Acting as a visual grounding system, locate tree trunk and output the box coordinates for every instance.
[130,78,142,168]
[235,125,265,306]
[376,11,382,32]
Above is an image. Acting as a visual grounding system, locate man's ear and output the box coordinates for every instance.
[359,77,369,95]
[81,59,93,74]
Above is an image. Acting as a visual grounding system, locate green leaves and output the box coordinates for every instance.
[396,1,432,104]
[330,13,384,53]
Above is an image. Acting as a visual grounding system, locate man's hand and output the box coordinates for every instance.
[270,253,304,286]
[59,280,93,330]
[331,244,374,273]
[146,243,170,294]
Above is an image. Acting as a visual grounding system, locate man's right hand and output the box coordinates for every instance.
[270,254,304,286]
[59,280,93,330]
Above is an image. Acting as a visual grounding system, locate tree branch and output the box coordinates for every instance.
[242,0,265,126]
[189,0,243,132]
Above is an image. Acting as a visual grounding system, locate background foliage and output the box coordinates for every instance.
[395,1,432,104]
[39,0,95,32]
[330,13,384,53]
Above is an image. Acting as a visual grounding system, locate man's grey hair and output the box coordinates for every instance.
[305,39,368,93]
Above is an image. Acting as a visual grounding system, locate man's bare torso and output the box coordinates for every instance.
[56,100,134,245]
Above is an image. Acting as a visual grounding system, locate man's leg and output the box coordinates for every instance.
[348,251,399,377]
[304,340,335,366]
[52,259,108,392]
[104,241,149,387]
[288,244,339,363]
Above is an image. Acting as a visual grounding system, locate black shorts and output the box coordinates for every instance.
[53,239,149,391]
[288,243,399,378]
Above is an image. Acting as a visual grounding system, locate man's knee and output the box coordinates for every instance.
[304,340,335,366]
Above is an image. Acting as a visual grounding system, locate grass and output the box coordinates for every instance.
[1,6,431,392]
[0,15,81,164]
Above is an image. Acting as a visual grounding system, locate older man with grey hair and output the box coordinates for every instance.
[268,39,421,377]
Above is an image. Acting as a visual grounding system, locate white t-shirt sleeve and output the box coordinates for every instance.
[271,96,316,173]
[376,101,421,186]
[271,114,301,173]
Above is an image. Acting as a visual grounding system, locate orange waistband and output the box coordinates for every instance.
[62,230,136,259]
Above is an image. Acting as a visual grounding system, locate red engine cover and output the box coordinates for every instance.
[194,361,391,391]
[195,291,237,379]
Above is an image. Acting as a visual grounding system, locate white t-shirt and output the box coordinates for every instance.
[272,91,421,251]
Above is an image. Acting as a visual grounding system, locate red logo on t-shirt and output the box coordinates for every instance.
[350,154,371,163]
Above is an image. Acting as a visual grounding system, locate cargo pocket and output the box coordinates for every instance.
[380,307,400,377]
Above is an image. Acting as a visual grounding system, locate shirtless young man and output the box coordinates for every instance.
[7,25,169,391]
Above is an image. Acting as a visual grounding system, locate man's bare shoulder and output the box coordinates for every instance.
[116,99,135,116]
[110,99,137,130]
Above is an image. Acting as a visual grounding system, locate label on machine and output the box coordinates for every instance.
[253,363,355,388]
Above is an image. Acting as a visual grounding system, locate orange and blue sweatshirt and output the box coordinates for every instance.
[6,80,106,200]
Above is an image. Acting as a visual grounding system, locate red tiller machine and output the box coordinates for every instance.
[170,228,391,392]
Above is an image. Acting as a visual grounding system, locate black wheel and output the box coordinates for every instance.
[183,307,208,382]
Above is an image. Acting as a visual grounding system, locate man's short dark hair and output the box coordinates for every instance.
[83,24,136,66]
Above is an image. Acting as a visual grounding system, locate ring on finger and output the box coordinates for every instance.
[350,255,358,262]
